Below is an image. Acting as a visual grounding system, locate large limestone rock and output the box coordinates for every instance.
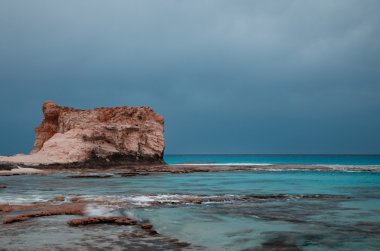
[0,101,165,167]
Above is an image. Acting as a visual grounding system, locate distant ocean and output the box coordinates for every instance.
[165,154,380,166]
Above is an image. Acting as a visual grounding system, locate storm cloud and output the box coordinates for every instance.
[0,0,379,155]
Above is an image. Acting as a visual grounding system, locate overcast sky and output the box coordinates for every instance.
[0,0,379,155]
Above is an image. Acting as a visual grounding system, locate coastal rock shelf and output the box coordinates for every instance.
[1,171,379,250]
[0,200,189,248]
[0,101,165,168]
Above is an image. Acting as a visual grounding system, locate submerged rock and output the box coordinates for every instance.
[118,172,150,177]
[67,216,138,226]
[140,223,153,229]
[260,238,302,251]
[2,203,86,224]
[67,174,113,178]
[47,196,65,202]
[0,101,165,168]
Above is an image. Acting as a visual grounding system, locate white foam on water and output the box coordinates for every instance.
[169,162,380,172]
[67,195,129,204]
[73,194,230,210]
[125,194,233,206]
[85,204,117,216]
[0,195,51,204]
[251,168,289,172]
[124,209,138,219]
[127,194,193,206]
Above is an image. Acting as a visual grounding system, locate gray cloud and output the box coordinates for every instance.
[0,0,379,155]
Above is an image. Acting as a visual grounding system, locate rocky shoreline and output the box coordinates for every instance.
[1,165,379,250]
[0,199,190,249]
[0,153,164,171]
[0,193,350,225]
[1,163,380,177]
[0,191,352,249]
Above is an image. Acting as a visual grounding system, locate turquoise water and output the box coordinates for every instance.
[165,154,380,166]
[1,170,380,250]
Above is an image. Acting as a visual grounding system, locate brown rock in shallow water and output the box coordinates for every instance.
[0,173,21,176]
[68,216,137,226]
[47,196,65,202]
[119,172,150,177]
[67,174,113,178]
[0,101,165,167]
[3,216,29,224]
[259,238,302,251]
[119,172,138,177]
[0,184,6,188]
[2,203,86,224]
[0,204,13,213]
[140,223,153,230]
[149,230,159,235]
[175,242,191,248]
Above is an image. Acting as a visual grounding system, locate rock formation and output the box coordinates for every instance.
[0,101,165,167]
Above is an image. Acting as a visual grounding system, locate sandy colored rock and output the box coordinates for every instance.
[0,101,165,167]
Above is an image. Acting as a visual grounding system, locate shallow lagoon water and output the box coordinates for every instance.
[1,170,380,250]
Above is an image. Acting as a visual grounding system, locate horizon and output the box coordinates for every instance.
[164,153,380,156]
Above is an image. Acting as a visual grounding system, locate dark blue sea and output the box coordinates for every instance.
[165,154,380,166]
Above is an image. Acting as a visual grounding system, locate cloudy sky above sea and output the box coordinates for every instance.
[0,0,379,155]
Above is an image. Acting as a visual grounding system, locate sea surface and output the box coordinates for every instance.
[165,154,380,166]
[0,155,380,250]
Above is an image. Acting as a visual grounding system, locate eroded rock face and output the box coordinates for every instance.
[0,101,165,166]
